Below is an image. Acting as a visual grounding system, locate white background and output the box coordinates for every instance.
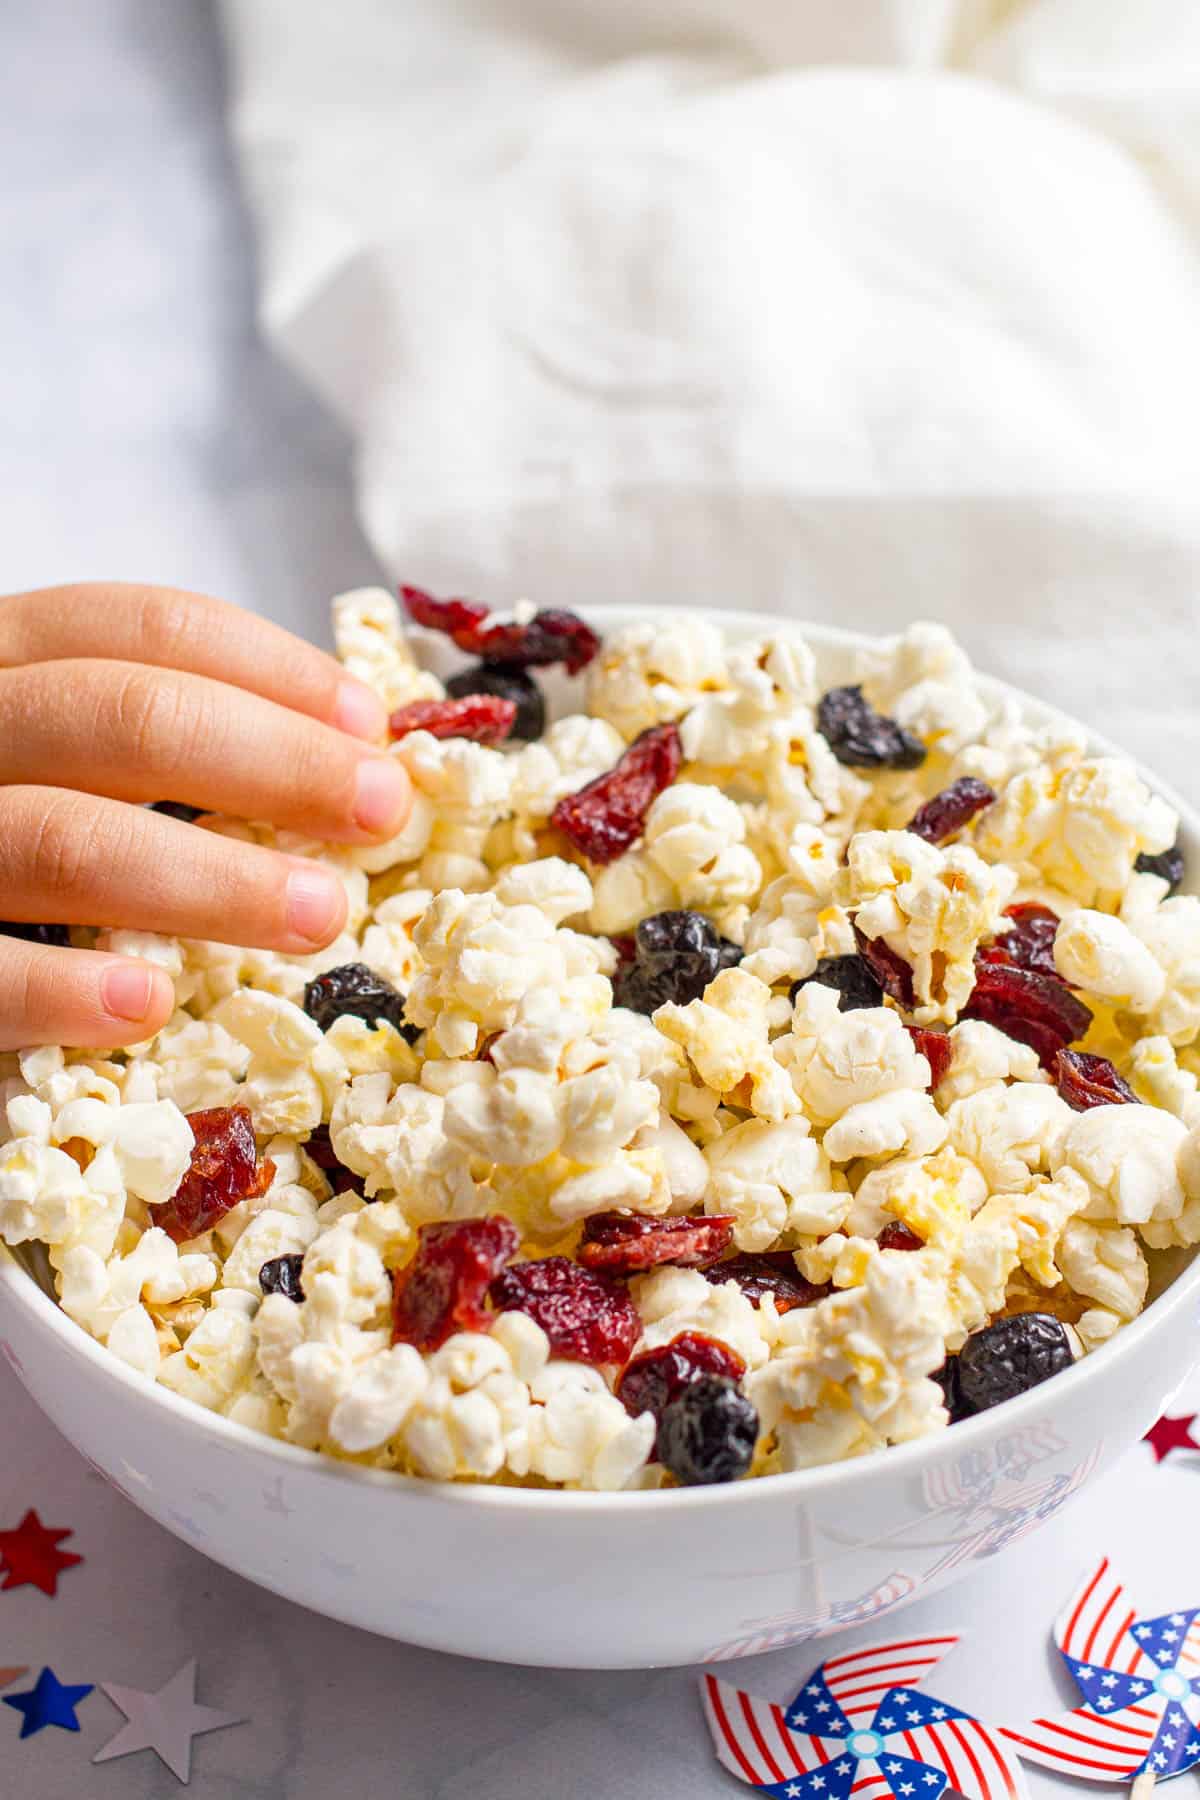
[2,3,1200,1795]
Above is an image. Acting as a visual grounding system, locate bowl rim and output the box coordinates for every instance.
[3,602,1198,1515]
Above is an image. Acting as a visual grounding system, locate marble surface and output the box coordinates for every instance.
[3,5,1200,1797]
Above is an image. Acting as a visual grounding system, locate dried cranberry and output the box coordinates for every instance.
[387,695,516,745]
[878,1221,924,1252]
[392,1216,519,1351]
[551,723,682,864]
[303,962,417,1043]
[303,1124,359,1195]
[400,586,599,674]
[658,1376,758,1485]
[978,903,1062,981]
[490,1256,640,1363]
[906,777,995,844]
[701,1253,830,1313]
[792,954,883,1012]
[616,1331,746,1458]
[1052,1048,1139,1112]
[399,585,490,641]
[153,1106,275,1243]
[444,664,545,740]
[259,1254,305,1302]
[963,962,1092,1068]
[609,934,637,966]
[577,1211,734,1275]
[906,1025,953,1088]
[613,910,741,1013]
[0,921,70,946]
[853,925,916,1009]
[816,685,926,770]
[1136,842,1185,894]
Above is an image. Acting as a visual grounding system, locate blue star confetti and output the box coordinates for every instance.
[4,1665,93,1738]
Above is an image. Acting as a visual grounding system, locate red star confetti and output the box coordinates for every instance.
[0,1668,28,1688]
[1145,1414,1200,1464]
[0,1509,83,1596]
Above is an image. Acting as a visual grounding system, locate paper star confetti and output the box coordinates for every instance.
[93,1658,244,1783]
[704,1633,1029,1800]
[0,1667,28,1688]
[1000,1556,1200,1783]
[1144,1414,1200,1465]
[4,1666,93,1738]
[0,1508,82,1595]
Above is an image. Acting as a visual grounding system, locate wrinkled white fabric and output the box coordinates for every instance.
[220,2,1200,773]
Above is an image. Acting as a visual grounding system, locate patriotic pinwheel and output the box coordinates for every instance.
[703,1633,1028,1800]
[1000,1557,1200,1784]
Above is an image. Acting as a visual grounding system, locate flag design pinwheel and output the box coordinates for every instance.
[1000,1557,1200,1784]
[703,1634,1028,1800]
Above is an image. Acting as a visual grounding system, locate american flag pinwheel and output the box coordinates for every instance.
[703,1633,1029,1800]
[999,1557,1200,1784]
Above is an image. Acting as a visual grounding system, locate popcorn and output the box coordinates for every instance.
[836,830,1016,1024]
[332,586,442,710]
[704,1117,846,1250]
[778,985,929,1124]
[975,756,1176,906]
[641,784,763,924]
[1053,909,1166,1012]
[587,617,729,739]
[1,598,1191,1494]
[655,968,798,1122]
[945,1081,1073,1192]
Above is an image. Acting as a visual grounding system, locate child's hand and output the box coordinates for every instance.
[0,583,411,1051]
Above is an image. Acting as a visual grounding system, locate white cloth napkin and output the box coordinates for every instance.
[218,1,1200,784]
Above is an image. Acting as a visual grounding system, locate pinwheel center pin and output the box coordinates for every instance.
[1153,1671,1191,1702]
[845,1730,887,1759]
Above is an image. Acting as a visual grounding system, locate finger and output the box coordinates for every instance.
[0,940,175,1051]
[0,582,386,742]
[0,658,411,844]
[0,786,349,953]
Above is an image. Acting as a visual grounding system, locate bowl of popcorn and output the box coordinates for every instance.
[2,590,1198,1668]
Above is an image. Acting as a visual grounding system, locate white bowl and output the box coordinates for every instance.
[2,606,1198,1670]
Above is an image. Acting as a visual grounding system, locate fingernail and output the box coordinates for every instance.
[334,680,387,743]
[353,756,410,835]
[286,864,345,945]
[102,963,158,1022]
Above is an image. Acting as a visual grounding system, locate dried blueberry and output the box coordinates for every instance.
[1136,842,1185,894]
[956,1314,1073,1414]
[303,963,418,1043]
[445,663,545,741]
[259,1254,305,1302]
[792,954,883,1012]
[0,921,70,946]
[934,1357,971,1423]
[149,800,203,822]
[657,1376,759,1486]
[816,685,926,770]
[614,910,742,1014]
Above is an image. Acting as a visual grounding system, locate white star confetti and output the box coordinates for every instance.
[92,1659,243,1783]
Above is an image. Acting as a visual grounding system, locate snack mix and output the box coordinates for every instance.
[3,590,1198,1491]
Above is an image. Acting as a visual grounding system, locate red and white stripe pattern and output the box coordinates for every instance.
[1060,1560,1157,1677]
[819,1637,961,1722]
[897,1716,1024,1800]
[704,1673,823,1790]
